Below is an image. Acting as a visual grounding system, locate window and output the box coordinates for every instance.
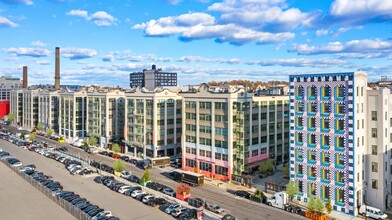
[308,167,316,178]
[322,152,330,164]
[308,134,316,145]
[199,149,205,157]
[215,152,222,160]
[296,164,303,175]
[336,189,344,203]
[335,103,345,115]
[199,126,212,134]
[321,86,331,98]
[372,179,378,189]
[321,118,330,130]
[335,119,344,133]
[296,148,303,160]
[321,135,330,148]
[308,182,316,195]
[321,103,330,114]
[336,154,345,167]
[308,118,316,130]
[296,103,304,113]
[372,162,378,172]
[336,171,344,183]
[335,136,344,150]
[199,138,211,146]
[371,128,377,138]
[308,86,317,98]
[370,145,377,155]
[296,133,303,144]
[199,114,211,121]
[296,86,304,97]
[252,150,258,157]
[260,148,267,155]
[336,86,345,98]
[206,151,212,158]
[371,111,377,121]
[308,150,316,162]
[186,136,196,143]
[296,117,303,127]
[308,103,317,114]
[199,102,212,109]
[215,140,228,149]
[322,186,330,200]
[222,154,228,161]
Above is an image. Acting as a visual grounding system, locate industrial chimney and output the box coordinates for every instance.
[23,66,28,88]
[54,47,60,90]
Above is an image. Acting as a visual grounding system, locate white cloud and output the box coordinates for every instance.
[36,60,50,65]
[133,13,295,45]
[66,9,89,18]
[289,39,392,55]
[330,0,392,24]
[315,29,329,37]
[246,58,348,67]
[0,16,18,28]
[91,11,117,27]
[102,54,114,62]
[0,0,33,5]
[61,48,97,60]
[66,9,117,26]
[31,41,46,47]
[6,47,50,57]
[178,56,241,64]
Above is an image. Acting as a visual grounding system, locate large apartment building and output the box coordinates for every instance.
[181,84,289,182]
[38,89,59,133]
[124,87,182,158]
[288,71,392,216]
[86,87,125,148]
[130,65,177,90]
[0,76,23,100]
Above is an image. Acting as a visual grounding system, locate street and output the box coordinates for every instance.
[31,134,306,220]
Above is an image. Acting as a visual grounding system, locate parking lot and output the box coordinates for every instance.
[0,161,75,220]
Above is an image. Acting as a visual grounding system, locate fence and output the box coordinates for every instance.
[2,160,92,220]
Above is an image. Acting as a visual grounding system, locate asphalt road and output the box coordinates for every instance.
[0,160,75,220]
[30,134,306,220]
[0,139,174,220]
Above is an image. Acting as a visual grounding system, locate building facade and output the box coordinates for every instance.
[58,89,87,139]
[0,76,23,100]
[366,88,392,210]
[10,89,24,125]
[130,65,177,90]
[181,84,288,182]
[289,72,368,216]
[124,87,182,158]
[37,89,59,133]
[86,87,125,147]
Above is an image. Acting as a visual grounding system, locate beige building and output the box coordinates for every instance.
[37,89,59,133]
[10,89,24,126]
[124,87,182,158]
[181,84,289,182]
[58,89,87,139]
[86,86,125,148]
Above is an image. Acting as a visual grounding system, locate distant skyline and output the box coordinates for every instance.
[0,0,391,86]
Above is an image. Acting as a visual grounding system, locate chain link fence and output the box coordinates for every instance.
[2,160,92,220]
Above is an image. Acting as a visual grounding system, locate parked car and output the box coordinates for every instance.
[120,171,132,179]
[162,187,176,197]
[207,204,224,214]
[221,214,236,220]
[165,204,181,214]
[234,190,251,199]
[119,155,129,162]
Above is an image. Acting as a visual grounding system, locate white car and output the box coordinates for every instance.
[19,166,34,172]
[12,162,23,167]
[162,188,176,196]
[92,210,112,220]
[120,171,132,179]
[118,185,132,194]
[131,190,146,198]
[171,207,187,217]
[165,204,181,214]
[207,204,225,214]
[142,195,155,204]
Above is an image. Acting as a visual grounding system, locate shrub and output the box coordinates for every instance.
[29,133,36,142]
[46,129,53,136]
[36,122,43,131]
[286,181,298,201]
[113,159,126,172]
[112,144,121,154]
[254,189,264,198]
[176,183,191,195]
[141,169,150,183]
[89,136,97,146]
[325,199,332,214]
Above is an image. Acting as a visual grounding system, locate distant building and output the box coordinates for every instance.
[0,76,23,100]
[130,65,177,90]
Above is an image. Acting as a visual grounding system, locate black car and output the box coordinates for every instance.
[221,214,236,220]
[234,190,251,199]
[94,176,103,183]
[129,159,138,164]
[148,197,166,207]
[119,155,129,162]
[127,175,140,183]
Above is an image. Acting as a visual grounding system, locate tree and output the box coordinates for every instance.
[113,159,126,172]
[286,181,298,201]
[46,128,53,136]
[314,197,325,216]
[37,122,43,131]
[308,196,316,214]
[29,133,36,142]
[141,169,150,183]
[7,112,14,122]
[89,135,97,146]
[20,131,26,139]
[325,199,332,214]
[176,183,191,195]
[283,165,290,175]
[112,144,121,154]
[254,189,264,199]
[258,159,274,173]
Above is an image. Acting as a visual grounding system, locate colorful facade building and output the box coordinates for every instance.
[289,71,368,216]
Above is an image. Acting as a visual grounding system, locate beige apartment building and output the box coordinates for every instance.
[58,89,87,139]
[37,89,60,133]
[181,84,289,182]
[124,87,182,158]
[10,89,24,126]
[86,87,125,148]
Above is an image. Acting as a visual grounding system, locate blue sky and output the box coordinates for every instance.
[0,0,391,86]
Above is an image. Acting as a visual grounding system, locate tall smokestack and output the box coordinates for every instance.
[55,47,60,90]
[23,66,28,88]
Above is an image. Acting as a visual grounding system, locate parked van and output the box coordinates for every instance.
[359,204,387,220]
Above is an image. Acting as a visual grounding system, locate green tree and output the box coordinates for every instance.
[113,159,126,172]
[259,159,274,173]
[308,196,316,214]
[286,180,298,201]
[325,199,332,214]
[89,136,97,146]
[283,165,290,175]
[254,189,264,199]
[20,131,26,139]
[29,133,36,142]
[7,112,14,122]
[36,122,43,131]
[46,128,53,136]
[141,169,150,183]
[314,197,325,216]
[112,144,121,154]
